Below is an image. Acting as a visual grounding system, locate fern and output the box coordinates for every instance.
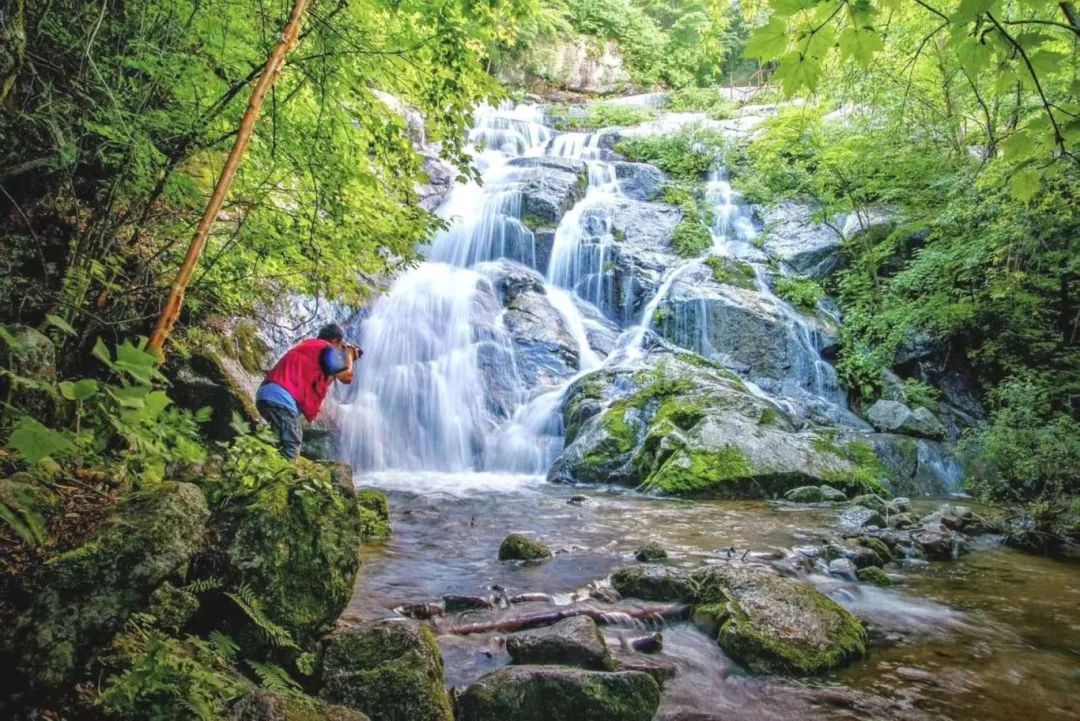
[225,583,301,651]
[247,660,302,695]
[208,631,239,661]
[183,576,225,594]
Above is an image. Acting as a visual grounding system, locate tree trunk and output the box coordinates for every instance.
[146,0,311,358]
[0,0,26,106]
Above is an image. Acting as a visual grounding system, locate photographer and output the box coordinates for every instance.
[255,323,361,460]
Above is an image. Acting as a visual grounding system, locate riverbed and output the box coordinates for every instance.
[348,472,1080,721]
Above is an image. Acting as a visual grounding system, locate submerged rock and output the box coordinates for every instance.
[499,533,552,561]
[506,616,615,670]
[634,542,668,562]
[3,482,208,692]
[443,595,493,613]
[611,564,694,603]
[319,621,453,721]
[691,564,867,675]
[456,665,660,721]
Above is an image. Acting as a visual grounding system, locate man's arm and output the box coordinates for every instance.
[321,344,358,384]
[335,345,356,384]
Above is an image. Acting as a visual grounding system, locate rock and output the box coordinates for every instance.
[613,162,665,201]
[691,564,867,674]
[231,690,371,721]
[356,488,391,539]
[866,400,946,440]
[629,632,664,654]
[590,587,621,603]
[828,558,857,579]
[196,457,365,647]
[888,513,917,530]
[855,536,893,563]
[840,506,885,529]
[856,567,894,587]
[634,542,667,562]
[867,434,964,496]
[146,581,200,634]
[506,616,614,670]
[508,157,588,227]
[611,565,694,602]
[614,654,677,686]
[849,493,887,514]
[499,38,630,94]
[443,595,493,613]
[1,325,57,419]
[4,482,208,692]
[568,494,588,505]
[498,533,552,561]
[759,202,843,279]
[396,603,443,620]
[785,485,846,503]
[887,497,912,514]
[549,351,865,498]
[509,593,555,605]
[911,522,962,560]
[319,621,452,721]
[167,349,262,441]
[456,666,660,721]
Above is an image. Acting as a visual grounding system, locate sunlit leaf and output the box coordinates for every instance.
[6,417,73,464]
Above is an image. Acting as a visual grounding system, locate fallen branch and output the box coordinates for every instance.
[441,603,690,636]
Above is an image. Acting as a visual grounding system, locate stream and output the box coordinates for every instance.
[333,102,1080,720]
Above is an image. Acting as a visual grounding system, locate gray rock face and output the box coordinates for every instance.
[613,161,665,200]
[759,202,844,279]
[499,38,630,94]
[509,157,587,227]
[867,400,947,439]
[456,666,660,721]
[840,506,885,529]
[867,434,964,496]
[506,616,614,670]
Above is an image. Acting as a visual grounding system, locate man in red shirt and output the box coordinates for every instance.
[255,323,361,460]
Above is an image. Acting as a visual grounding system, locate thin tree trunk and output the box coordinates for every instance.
[147,0,310,357]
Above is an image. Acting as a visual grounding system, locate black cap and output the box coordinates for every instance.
[316,323,345,342]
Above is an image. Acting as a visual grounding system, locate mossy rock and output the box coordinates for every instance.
[167,349,260,441]
[456,665,660,721]
[498,533,551,561]
[199,459,365,648]
[146,582,200,634]
[506,616,615,671]
[610,565,694,603]
[691,564,867,675]
[704,256,757,290]
[356,488,391,540]
[0,325,59,421]
[318,621,452,721]
[856,567,894,587]
[231,689,371,721]
[3,482,208,693]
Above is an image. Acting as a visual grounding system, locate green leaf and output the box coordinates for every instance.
[0,326,20,350]
[6,416,73,464]
[59,379,99,401]
[114,340,160,384]
[1009,167,1041,202]
[838,26,884,66]
[45,314,77,336]
[776,50,824,95]
[952,0,996,23]
[744,17,790,60]
[769,0,821,18]
[92,337,114,367]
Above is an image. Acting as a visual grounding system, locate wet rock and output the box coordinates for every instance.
[911,522,963,560]
[785,485,847,503]
[844,544,886,569]
[629,632,664,654]
[691,564,867,674]
[506,616,615,670]
[509,157,588,227]
[867,434,964,496]
[614,654,677,686]
[828,558,858,580]
[887,512,917,530]
[396,603,443,620]
[231,690,371,721]
[894,666,938,685]
[590,587,621,603]
[443,595,494,613]
[456,665,660,721]
[849,493,888,514]
[510,593,555,605]
[613,162,665,201]
[866,400,947,440]
[4,483,208,692]
[856,536,893,563]
[840,506,885,529]
[887,497,912,514]
[856,567,894,587]
[611,565,694,603]
[635,542,668,562]
[498,533,552,561]
[759,202,843,279]
[568,494,588,505]
[319,620,453,721]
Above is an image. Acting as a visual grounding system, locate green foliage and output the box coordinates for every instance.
[665,87,735,118]
[773,276,824,312]
[705,256,757,290]
[900,379,940,411]
[615,124,727,180]
[672,218,713,258]
[552,102,657,130]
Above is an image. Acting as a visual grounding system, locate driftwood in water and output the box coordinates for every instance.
[442,604,689,636]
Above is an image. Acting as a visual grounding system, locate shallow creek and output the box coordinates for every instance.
[347,472,1080,721]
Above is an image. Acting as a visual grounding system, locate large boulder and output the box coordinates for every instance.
[195,456,365,647]
[509,157,588,228]
[758,202,843,279]
[866,434,964,496]
[611,564,694,603]
[319,621,453,721]
[549,351,874,498]
[456,666,660,721]
[690,564,867,674]
[0,325,57,419]
[613,162,665,201]
[506,616,615,670]
[866,400,946,439]
[231,690,371,721]
[2,483,208,692]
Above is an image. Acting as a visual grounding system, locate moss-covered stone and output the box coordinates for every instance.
[146,582,200,634]
[1,324,59,420]
[641,445,755,496]
[231,320,270,375]
[704,256,757,290]
[4,482,208,692]
[356,489,391,539]
[456,666,660,721]
[231,689,371,721]
[318,621,452,721]
[498,533,552,561]
[505,616,615,670]
[691,564,867,675]
[610,565,694,603]
[856,567,894,587]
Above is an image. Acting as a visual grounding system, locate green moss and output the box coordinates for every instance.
[856,536,893,562]
[671,218,711,258]
[642,446,755,496]
[147,582,200,634]
[233,320,269,374]
[704,256,757,290]
[498,533,551,561]
[856,566,894,587]
[759,407,781,426]
[601,400,638,455]
[773,276,824,312]
[814,434,889,496]
[612,227,627,242]
[356,489,391,539]
[610,565,695,603]
[520,212,549,230]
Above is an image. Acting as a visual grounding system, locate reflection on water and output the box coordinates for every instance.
[350,473,1080,721]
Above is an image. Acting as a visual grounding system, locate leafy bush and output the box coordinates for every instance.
[553,102,656,131]
[671,219,712,258]
[614,124,727,180]
[665,87,734,119]
[900,379,940,411]
[773,276,824,312]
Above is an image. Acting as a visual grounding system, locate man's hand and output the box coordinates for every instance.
[347,343,363,361]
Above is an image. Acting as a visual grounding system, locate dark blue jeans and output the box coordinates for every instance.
[256,400,302,460]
